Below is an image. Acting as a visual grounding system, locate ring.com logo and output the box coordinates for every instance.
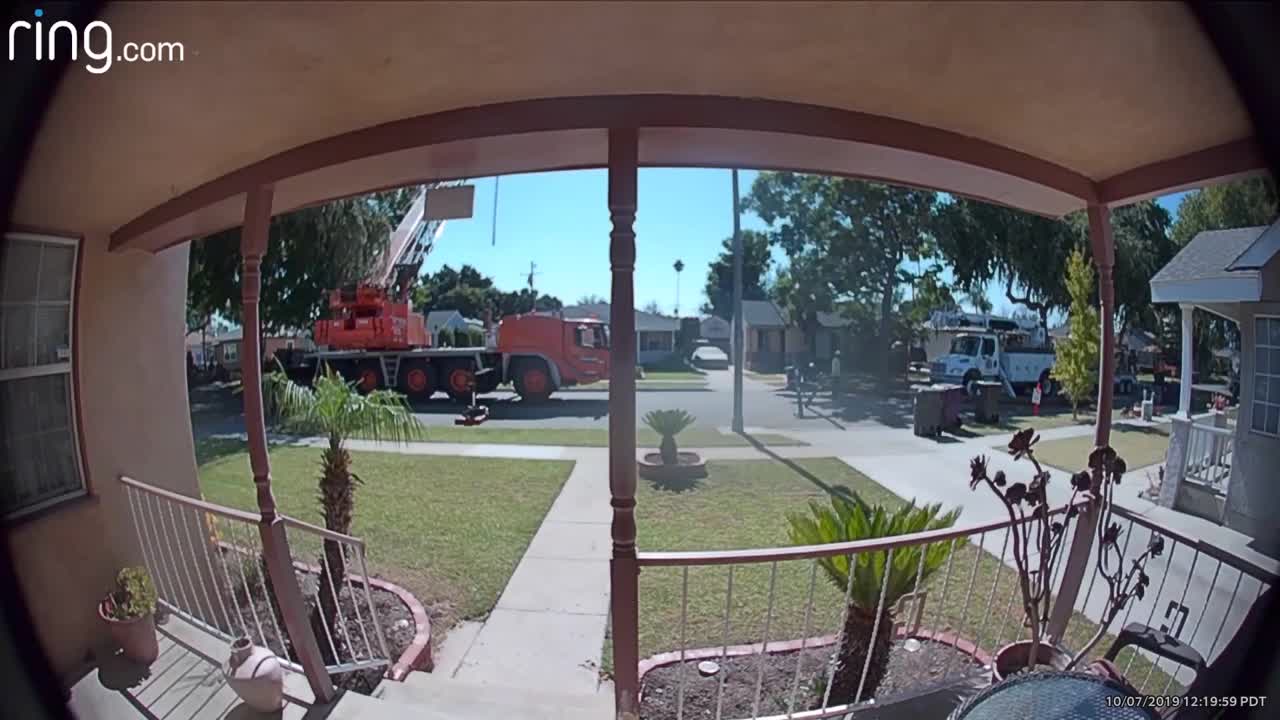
[8,8,184,75]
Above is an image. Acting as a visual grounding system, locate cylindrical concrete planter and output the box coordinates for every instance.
[98,601,159,665]
[225,637,285,712]
[637,452,708,487]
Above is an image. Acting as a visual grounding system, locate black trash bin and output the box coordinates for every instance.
[975,381,1002,424]
[913,386,945,437]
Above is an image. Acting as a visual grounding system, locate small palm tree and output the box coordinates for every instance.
[642,409,695,464]
[265,366,425,657]
[787,492,960,705]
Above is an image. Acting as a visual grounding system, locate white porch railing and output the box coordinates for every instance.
[1182,422,1233,491]
[120,475,391,678]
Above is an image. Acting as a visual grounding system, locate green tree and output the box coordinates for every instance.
[701,230,773,320]
[770,260,835,357]
[577,293,607,305]
[933,197,1075,332]
[1055,247,1100,419]
[1109,201,1175,343]
[412,264,563,320]
[746,173,936,377]
[787,492,959,705]
[188,188,418,334]
[436,327,456,347]
[264,368,424,657]
[1170,177,1278,246]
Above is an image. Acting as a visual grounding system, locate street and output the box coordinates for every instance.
[406,367,916,431]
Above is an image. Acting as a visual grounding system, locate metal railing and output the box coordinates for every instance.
[625,500,1275,720]
[1182,422,1233,491]
[120,476,391,679]
[631,508,1080,720]
[1070,504,1275,695]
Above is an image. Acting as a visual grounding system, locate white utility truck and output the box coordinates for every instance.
[929,330,1056,398]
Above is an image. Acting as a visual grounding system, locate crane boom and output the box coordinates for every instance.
[372,187,448,290]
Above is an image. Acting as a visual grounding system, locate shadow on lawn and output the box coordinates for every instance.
[735,432,859,505]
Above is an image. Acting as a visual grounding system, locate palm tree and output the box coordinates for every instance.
[787,492,960,705]
[265,366,425,658]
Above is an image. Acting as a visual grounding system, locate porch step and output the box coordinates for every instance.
[372,671,615,719]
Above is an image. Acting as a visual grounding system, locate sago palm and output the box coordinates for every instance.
[787,492,960,705]
[265,366,424,658]
[642,409,695,464]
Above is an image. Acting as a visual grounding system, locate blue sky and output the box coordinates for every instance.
[423,169,1189,317]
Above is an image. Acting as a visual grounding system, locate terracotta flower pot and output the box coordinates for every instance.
[225,637,285,712]
[98,600,159,665]
[992,640,1070,682]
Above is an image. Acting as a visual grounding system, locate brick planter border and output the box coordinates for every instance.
[287,557,434,681]
[637,625,991,698]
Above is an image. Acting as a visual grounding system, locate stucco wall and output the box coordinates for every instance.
[1224,300,1280,548]
[6,234,200,683]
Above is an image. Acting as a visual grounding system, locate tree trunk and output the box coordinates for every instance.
[311,441,355,663]
[878,277,895,383]
[826,607,895,707]
[659,435,678,465]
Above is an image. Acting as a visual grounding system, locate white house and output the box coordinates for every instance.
[1151,221,1280,547]
[562,302,680,365]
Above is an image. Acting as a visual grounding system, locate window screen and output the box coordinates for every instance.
[1252,316,1280,437]
[0,234,83,519]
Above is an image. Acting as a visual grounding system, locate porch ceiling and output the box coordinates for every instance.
[11,1,1267,250]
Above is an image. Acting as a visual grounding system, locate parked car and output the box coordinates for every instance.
[691,345,729,370]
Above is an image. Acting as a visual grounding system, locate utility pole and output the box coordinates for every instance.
[731,169,745,434]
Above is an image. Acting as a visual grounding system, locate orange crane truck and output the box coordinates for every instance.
[299,185,611,402]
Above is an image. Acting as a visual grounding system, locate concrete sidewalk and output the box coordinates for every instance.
[445,452,613,695]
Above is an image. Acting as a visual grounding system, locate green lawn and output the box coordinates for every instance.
[197,440,573,634]
[1032,423,1170,472]
[374,425,804,448]
[951,408,1097,438]
[641,370,707,381]
[615,457,1178,692]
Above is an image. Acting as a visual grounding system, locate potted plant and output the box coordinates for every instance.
[637,409,707,485]
[98,566,159,665]
[968,429,1164,680]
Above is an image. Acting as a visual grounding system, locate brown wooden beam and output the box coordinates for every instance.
[238,185,335,703]
[1049,203,1116,641]
[607,127,641,718]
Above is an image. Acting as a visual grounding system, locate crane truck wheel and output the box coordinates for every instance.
[444,364,476,404]
[399,360,435,400]
[963,371,981,397]
[513,360,554,403]
[355,361,383,394]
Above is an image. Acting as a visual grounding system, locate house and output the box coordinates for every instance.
[1050,324,1161,372]
[425,309,483,344]
[699,315,732,354]
[741,299,790,372]
[1150,222,1280,544]
[210,328,314,374]
[561,302,680,365]
[741,300,852,372]
[4,4,1275,718]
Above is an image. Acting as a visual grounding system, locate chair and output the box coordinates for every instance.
[1096,583,1275,719]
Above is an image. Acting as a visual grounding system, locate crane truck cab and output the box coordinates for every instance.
[929,331,1057,398]
[494,314,610,401]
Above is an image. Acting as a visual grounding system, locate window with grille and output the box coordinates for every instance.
[1252,315,1280,437]
[0,233,83,519]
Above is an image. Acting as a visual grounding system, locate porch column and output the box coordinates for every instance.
[239,186,335,703]
[607,129,641,716]
[1179,303,1195,416]
[1048,202,1116,640]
